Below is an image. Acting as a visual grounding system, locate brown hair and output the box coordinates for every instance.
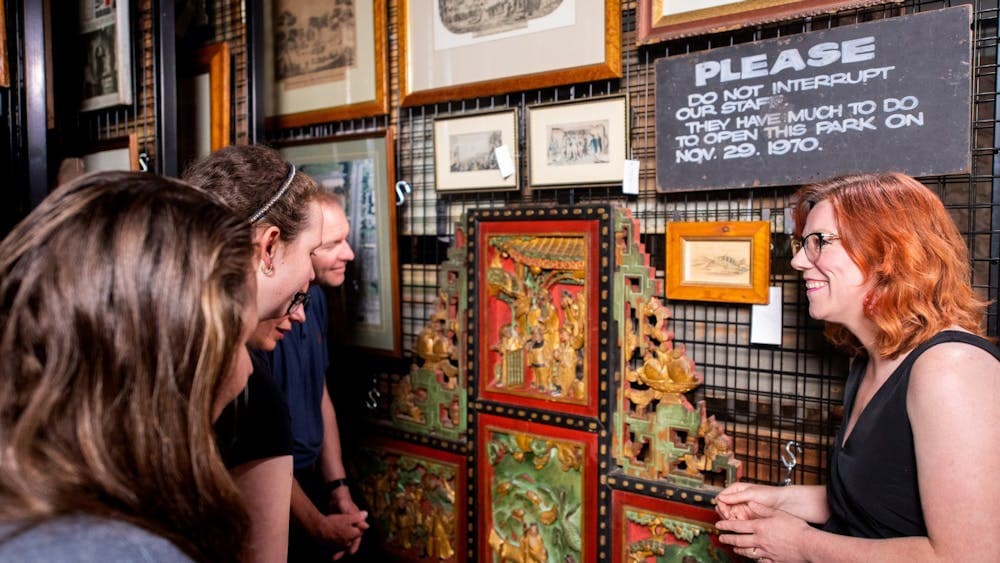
[793,172,987,358]
[0,172,253,562]
[183,144,319,241]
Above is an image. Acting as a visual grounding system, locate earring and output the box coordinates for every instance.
[863,293,877,316]
[260,261,274,276]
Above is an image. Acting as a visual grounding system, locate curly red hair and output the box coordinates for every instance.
[792,173,987,359]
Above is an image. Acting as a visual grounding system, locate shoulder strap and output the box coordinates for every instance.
[898,330,1000,372]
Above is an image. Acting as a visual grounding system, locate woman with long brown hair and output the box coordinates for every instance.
[0,172,257,562]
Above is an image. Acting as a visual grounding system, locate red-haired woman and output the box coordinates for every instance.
[716,173,1000,562]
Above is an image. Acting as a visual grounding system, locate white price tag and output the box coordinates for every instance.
[495,145,515,179]
[622,159,640,195]
[750,286,783,346]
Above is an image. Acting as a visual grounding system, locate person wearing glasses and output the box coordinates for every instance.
[184,145,325,562]
[715,173,1000,562]
[269,189,370,561]
[0,172,257,562]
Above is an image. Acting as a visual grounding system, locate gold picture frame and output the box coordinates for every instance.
[179,42,231,171]
[0,1,9,88]
[82,133,140,172]
[433,108,519,193]
[637,0,899,45]
[264,0,388,128]
[400,0,621,106]
[666,221,770,304]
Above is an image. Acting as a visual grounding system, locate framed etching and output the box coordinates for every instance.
[81,134,139,172]
[611,490,736,563]
[78,0,132,110]
[478,414,598,563]
[0,0,9,88]
[400,0,621,106]
[637,0,898,44]
[666,221,770,304]
[264,0,388,128]
[279,130,401,356]
[527,96,628,188]
[178,42,231,171]
[434,109,518,193]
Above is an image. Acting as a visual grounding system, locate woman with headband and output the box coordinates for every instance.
[185,145,325,562]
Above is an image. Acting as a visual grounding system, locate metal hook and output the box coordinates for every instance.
[138,152,150,173]
[364,375,381,411]
[781,440,803,486]
[395,180,412,206]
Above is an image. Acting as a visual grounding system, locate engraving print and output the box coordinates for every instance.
[450,130,502,172]
[438,0,565,35]
[546,120,610,166]
[274,0,357,87]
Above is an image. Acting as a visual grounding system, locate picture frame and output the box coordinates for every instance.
[81,133,139,172]
[178,42,231,172]
[527,95,628,188]
[665,221,770,304]
[0,0,9,88]
[611,490,736,563]
[400,0,621,106]
[637,0,898,45]
[79,0,133,111]
[477,413,598,563]
[264,0,388,128]
[434,109,519,193]
[278,130,401,356]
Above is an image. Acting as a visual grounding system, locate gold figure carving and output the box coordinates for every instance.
[487,523,549,563]
[414,291,459,385]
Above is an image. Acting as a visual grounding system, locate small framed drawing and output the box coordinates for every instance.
[178,42,231,172]
[434,109,518,193]
[666,221,770,304]
[400,0,621,106]
[0,0,9,88]
[79,0,132,110]
[278,130,401,357]
[637,0,898,45]
[264,0,388,128]
[527,96,628,188]
[82,133,139,172]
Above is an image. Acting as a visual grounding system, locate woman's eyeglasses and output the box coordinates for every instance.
[286,291,311,316]
[790,232,840,263]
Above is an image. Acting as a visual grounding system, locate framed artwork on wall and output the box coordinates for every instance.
[178,41,231,172]
[82,133,139,172]
[0,1,9,88]
[637,0,898,44]
[400,0,621,106]
[264,0,388,128]
[78,0,132,111]
[611,490,736,563]
[278,130,401,356]
[477,413,598,563]
[666,221,770,304]
[527,96,628,188]
[434,109,519,193]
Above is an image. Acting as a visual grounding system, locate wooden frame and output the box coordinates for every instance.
[666,221,770,304]
[0,1,9,88]
[611,490,735,563]
[179,42,231,171]
[527,95,628,188]
[264,0,388,128]
[79,0,132,110]
[196,42,230,152]
[400,0,621,106]
[637,0,898,44]
[477,414,598,563]
[434,109,519,193]
[82,133,139,172]
[278,129,401,356]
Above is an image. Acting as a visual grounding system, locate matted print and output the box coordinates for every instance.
[264,0,387,127]
[82,133,139,172]
[666,221,770,304]
[354,439,466,562]
[478,414,598,563]
[279,130,401,356]
[611,490,736,563]
[79,0,132,110]
[434,109,519,193]
[470,207,613,418]
[527,96,628,187]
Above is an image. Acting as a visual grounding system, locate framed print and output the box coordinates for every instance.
[478,414,598,563]
[178,42,231,171]
[400,0,621,106]
[611,490,736,563]
[264,0,388,128]
[527,96,628,188]
[637,0,898,45]
[666,221,770,304]
[434,109,518,193]
[79,0,132,111]
[0,0,9,88]
[353,438,466,562]
[82,133,139,172]
[279,130,401,356]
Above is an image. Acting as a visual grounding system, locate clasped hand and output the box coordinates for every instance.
[715,483,811,562]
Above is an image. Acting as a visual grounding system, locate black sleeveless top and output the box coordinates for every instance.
[824,331,1000,538]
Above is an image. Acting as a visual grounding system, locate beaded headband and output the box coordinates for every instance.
[248,163,296,224]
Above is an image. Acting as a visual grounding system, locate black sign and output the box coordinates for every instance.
[654,6,972,192]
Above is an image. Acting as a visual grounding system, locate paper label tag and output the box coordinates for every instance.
[751,286,783,346]
[495,145,515,179]
[622,159,640,195]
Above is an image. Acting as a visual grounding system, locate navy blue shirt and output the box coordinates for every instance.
[269,285,329,470]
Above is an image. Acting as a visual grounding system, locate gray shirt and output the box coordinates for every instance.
[0,516,193,562]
